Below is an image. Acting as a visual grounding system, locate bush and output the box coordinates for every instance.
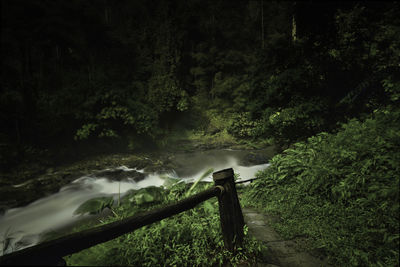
[228,112,264,139]
[64,182,264,266]
[244,108,400,266]
[265,98,328,147]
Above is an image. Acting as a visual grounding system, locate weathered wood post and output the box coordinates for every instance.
[213,168,244,251]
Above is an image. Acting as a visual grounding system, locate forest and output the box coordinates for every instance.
[0,0,399,266]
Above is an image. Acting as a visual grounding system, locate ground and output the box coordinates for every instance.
[242,207,331,267]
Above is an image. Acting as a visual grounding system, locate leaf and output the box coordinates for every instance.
[186,168,214,197]
[203,201,215,214]
[134,193,154,205]
[74,197,114,215]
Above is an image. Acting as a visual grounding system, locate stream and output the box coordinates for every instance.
[0,149,270,255]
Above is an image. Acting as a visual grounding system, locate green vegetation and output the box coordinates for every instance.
[64,182,264,266]
[242,108,400,266]
[1,1,398,163]
[74,197,114,216]
[158,110,269,152]
[1,1,399,266]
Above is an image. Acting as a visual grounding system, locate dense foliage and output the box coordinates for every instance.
[1,1,399,265]
[63,182,263,266]
[2,1,399,166]
[243,108,400,266]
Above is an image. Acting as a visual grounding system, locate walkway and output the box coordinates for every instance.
[242,207,330,267]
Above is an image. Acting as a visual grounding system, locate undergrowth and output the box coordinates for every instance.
[64,182,264,266]
[242,108,400,266]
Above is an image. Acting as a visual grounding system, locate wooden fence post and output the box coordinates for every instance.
[213,168,244,251]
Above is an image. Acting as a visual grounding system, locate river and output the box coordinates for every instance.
[0,148,271,255]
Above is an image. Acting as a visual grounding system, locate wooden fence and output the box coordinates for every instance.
[0,168,256,266]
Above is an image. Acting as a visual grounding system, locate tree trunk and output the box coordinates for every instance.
[15,118,21,145]
[292,15,297,42]
[104,0,109,25]
[19,41,36,144]
[292,2,297,42]
[261,0,264,49]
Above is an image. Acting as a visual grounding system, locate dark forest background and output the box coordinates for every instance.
[0,1,399,265]
[1,0,399,166]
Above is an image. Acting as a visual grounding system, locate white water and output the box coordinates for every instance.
[181,157,268,183]
[0,150,269,255]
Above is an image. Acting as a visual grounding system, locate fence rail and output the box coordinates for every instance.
[0,169,255,266]
[235,177,259,184]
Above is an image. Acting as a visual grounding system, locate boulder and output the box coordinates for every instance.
[95,169,145,182]
[126,158,152,170]
[241,152,270,166]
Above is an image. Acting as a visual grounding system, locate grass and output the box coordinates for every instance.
[241,109,400,266]
[63,182,265,266]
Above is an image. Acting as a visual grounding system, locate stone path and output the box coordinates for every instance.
[242,207,330,267]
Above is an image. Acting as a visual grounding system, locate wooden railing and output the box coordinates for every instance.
[235,177,259,184]
[0,168,255,266]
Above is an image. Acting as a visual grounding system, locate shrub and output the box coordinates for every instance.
[266,98,328,147]
[228,112,264,139]
[65,182,264,266]
[244,108,400,266]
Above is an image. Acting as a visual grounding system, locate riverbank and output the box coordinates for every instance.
[0,131,275,213]
[0,145,273,262]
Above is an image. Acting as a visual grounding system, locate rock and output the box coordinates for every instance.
[62,171,86,183]
[143,165,170,174]
[95,169,145,182]
[241,152,270,166]
[126,158,152,170]
[0,205,7,215]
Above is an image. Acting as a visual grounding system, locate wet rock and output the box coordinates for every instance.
[95,169,145,182]
[143,164,171,174]
[241,152,270,166]
[0,185,38,209]
[0,172,85,210]
[126,158,152,170]
[62,171,87,183]
[0,204,8,215]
